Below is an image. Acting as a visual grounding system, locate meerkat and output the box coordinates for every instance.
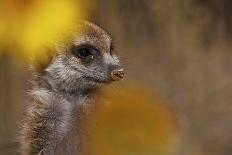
[20,22,124,155]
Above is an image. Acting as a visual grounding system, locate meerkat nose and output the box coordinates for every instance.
[111,68,124,81]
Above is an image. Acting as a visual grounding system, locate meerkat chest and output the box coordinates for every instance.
[55,98,91,154]
[55,120,85,154]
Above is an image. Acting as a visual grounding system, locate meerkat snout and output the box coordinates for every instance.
[111,68,124,81]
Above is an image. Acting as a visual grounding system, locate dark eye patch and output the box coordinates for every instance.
[71,44,99,63]
[78,48,92,59]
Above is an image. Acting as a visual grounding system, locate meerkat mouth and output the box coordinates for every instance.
[84,76,111,84]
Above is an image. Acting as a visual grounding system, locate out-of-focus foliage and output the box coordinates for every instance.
[85,83,180,155]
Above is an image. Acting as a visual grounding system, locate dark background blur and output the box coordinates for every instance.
[1,0,232,154]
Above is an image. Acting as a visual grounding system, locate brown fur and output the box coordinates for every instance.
[20,22,123,155]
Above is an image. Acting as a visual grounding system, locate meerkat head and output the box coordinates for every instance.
[38,22,124,93]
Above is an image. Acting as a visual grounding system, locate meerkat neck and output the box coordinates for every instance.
[32,73,97,106]
[60,88,97,106]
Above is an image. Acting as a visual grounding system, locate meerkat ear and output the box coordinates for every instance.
[32,45,56,73]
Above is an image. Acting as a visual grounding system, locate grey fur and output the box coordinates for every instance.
[20,22,123,155]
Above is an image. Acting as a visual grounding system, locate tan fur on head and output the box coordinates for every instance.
[33,22,112,73]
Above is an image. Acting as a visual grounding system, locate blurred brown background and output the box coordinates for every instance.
[1,0,232,154]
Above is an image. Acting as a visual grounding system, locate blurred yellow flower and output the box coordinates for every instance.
[0,0,88,64]
[85,83,181,155]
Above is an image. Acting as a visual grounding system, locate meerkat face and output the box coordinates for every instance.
[44,22,124,92]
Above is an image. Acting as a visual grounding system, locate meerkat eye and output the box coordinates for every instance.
[78,48,92,59]
[72,45,98,62]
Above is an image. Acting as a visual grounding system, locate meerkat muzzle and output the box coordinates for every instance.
[111,69,124,81]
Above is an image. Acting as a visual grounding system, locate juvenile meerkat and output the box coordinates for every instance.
[20,22,124,155]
